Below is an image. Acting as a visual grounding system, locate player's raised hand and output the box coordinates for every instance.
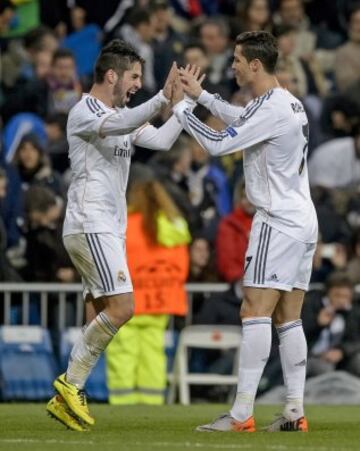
[178,64,206,100]
[163,62,178,100]
[171,75,185,106]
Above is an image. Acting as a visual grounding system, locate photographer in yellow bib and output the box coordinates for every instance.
[106,163,191,405]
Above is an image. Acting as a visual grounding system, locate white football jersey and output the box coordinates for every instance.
[63,92,180,238]
[174,87,318,243]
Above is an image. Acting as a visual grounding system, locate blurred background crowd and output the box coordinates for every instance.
[1,0,360,397]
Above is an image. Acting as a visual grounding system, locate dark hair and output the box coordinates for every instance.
[200,18,230,38]
[184,41,206,54]
[53,48,75,64]
[0,0,14,14]
[25,186,57,215]
[94,39,144,83]
[348,2,360,20]
[235,31,278,73]
[45,113,67,133]
[272,24,296,39]
[24,26,56,51]
[16,134,44,155]
[148,0,169,13]
[127,9,151,27]
[326,271,353,292]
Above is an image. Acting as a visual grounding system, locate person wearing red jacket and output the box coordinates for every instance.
[216,179,255,284]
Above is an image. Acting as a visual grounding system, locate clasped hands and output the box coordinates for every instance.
[163,62,206,107]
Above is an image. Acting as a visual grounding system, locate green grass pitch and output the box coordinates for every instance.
[1,404,360,451]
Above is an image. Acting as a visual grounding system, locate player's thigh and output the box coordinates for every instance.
[64,233,133,300]
[241,286,281,319]
[272,288,305,325]
[243,220,310,292]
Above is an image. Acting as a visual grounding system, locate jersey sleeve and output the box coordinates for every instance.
[197,90,245,125]
[130,96,196,151]
[71,91,169,139]
[131,115,183,151]
[173,91,279,157]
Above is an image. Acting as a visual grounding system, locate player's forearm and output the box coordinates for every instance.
[197,90,244,125]
[100,91,169,136]
[173,101,239,157]
[134,115,183,151]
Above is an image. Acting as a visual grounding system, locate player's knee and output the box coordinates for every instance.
[240,298,272,319]
[106,295,134,327]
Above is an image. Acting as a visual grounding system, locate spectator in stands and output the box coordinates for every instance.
[149,136,199,231]
[183,41,232,100]
[0,1,15,37]
[309,125,360,189]
[4,33,82,122]
[303,272,360,378]
[274,24,327,99]
[62,6,102,84]
[335,5,360,92]
[275,0,317,58]
[47,49,82,115]
[320,94,360,142]
[216,179,254,284]
[237,0,272,33]
[150,0,187,91]
[107,166,190,405]
[188,234,218,283]
[346,229,360,286]
[1,25,58,90]
[198,18,234,94]
[117,8,156,95]
[22,185,77,283]
[188,133,232,240]
[311,234,348,284]
[12,134,64,198]
[44,114,69,174]
[0,168,22,281]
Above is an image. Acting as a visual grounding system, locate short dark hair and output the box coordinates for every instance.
[326,271,353,292]
[94,39,144,83]
[184,41,206,54]
[25,186,57,215]
[272,24,296,39]
[127,9,151,27]
[235,31,278,74]
[53,48,75,64]
[24,25,56,51]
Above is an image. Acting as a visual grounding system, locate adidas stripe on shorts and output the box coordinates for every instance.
[63,233,133,299]
[243,215,316,292]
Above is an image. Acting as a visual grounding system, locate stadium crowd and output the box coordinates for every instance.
[1,0,360,395]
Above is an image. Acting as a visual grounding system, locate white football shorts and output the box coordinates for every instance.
[63,233,133,299]
[243,216,316,292]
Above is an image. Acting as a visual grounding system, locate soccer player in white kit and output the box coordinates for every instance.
[46,39,198,431]
[172,31,318,432]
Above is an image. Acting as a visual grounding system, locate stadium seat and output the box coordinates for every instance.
[0,326,57,400]
[60,327,108,401]
[168,325,242,405]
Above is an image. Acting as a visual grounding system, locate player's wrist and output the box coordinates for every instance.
[158,90,170,104]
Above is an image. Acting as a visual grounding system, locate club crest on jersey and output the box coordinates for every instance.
[117,270,127,282]
[114,145,131,158]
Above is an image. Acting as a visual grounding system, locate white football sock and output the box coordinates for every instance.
[66,311,118,389]
[277,320,307,420]
[230,317,272,422]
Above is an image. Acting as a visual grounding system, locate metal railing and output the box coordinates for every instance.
[1,282,359,330]
[0,282,230,330]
